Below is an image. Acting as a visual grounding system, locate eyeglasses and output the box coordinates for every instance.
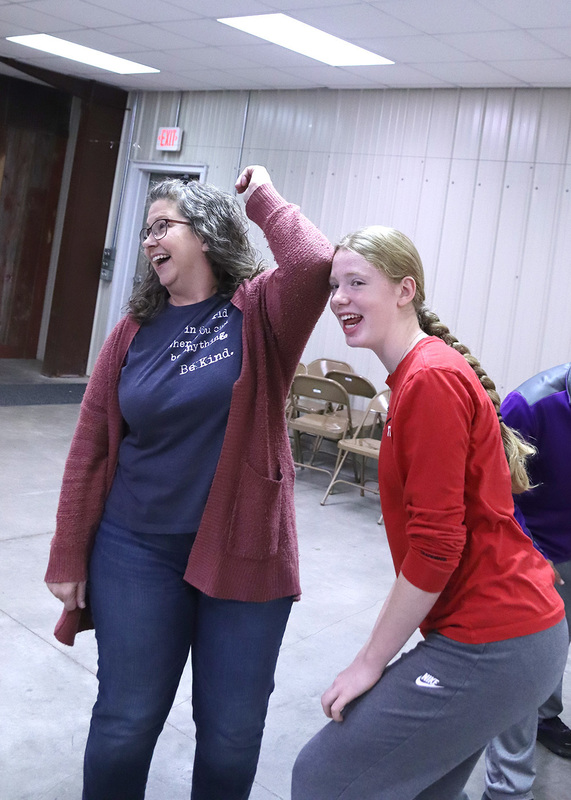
[139,218,192,246]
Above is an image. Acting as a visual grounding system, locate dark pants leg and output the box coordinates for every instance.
[84,518,197,800]
[190,593,292,800]
[483,560,571,800]
[83,516,292,800]
[413,750,483,800]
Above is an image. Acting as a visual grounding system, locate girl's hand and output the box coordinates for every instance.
[46,581,87,611]
[547,559,565,585]
[321,574,441,723]
[235,165,272,204]
[321,656,384,722]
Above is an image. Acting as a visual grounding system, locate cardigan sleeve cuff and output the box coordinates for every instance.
[44,542,89,584]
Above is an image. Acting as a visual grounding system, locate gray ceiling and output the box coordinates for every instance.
[1,0,571,92]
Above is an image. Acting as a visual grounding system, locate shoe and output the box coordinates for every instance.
[536,715,571,758]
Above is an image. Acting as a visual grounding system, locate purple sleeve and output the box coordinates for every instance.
[500,390,538,443]
[501,391,548,558]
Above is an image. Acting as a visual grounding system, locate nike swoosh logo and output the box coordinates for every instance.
[415,675,444,688]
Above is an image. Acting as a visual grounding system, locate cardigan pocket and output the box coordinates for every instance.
[226,461,284,560]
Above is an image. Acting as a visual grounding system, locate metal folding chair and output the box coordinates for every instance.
[288,374,354,477]
[321,389,390,523]
[325,370,377,429]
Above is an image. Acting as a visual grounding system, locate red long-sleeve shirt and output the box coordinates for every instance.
[379,337,564,643]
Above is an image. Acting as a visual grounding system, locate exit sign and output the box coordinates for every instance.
[156,127,182,151]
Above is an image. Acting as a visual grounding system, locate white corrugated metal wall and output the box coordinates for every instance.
[122,86,571,396]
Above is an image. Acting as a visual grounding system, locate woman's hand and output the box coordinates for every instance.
[47,581,87,611]
[235,165,272,204]
[321,655,384,722]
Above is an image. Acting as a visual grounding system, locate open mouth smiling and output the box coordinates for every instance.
[339,313,363,332]
[152,254,170,268]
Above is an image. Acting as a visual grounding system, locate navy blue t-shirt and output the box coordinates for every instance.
[105,295,243,533]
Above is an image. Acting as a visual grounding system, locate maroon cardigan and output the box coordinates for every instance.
[45,183,333,645]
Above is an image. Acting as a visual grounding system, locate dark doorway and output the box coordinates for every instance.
[0,59,128,377]
[0,76,70,359]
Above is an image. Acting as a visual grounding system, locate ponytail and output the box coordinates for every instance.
[417,308,536,493]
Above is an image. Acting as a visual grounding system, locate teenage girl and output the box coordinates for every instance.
[291,225,567,800]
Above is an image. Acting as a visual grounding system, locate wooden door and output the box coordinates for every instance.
[0,77,69,359]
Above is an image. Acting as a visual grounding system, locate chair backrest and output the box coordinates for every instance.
[369,388,390,416]
[294,362,307,375]
[325,370,377,400]
[307,358,354,378]
[351,389,390,438]
[290,374,352,424]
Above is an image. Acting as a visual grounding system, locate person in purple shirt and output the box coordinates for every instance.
[483,362,571,800]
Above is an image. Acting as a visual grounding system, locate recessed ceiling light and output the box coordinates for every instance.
[218,14,394,67]
[6,34,159,75]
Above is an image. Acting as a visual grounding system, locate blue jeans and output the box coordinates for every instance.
[84,515,293,800]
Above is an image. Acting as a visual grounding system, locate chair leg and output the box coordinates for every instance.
[321,448,350,505]
[307,435,323,466]
[292,429,303,464]
[359,455,367,496]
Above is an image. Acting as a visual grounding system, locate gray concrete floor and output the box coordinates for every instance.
[1,376,569,799]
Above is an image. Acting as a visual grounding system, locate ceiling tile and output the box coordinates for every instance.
[261,0,354,9]
[208,42,344,69]
[224,66,318,88]
[438,30,564,61]
[157,18,263,47]
[274,63,381,86]
[88,0,200,23]
[419,59,527,86]
[294,3,419,38]
[56,28,144,54]
[345,62,453,87]
[493,58,571,85]
[0,5,81,33]
[98,23,199,50]
[22,0,135,27]
[0,0,571,91]
[369,0,515,34]
[357,34,474,63]
[0,19,36,37]
[176,66,313,89]
[163,46,261,70]
[117,50,204,71]
[529,27,571,58]
[118,70,189,89]
[168,0,270,15]
[476,0,571,29]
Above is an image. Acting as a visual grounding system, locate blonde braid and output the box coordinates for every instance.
[417,308,536,494]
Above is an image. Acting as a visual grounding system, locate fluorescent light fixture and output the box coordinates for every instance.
[218,13,393,67]
[6,34,159,74]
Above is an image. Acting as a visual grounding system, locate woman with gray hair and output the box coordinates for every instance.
[45,166,332,800]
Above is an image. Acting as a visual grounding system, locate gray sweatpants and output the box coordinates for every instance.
[292,620,568,800]
[483,560,571,800]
